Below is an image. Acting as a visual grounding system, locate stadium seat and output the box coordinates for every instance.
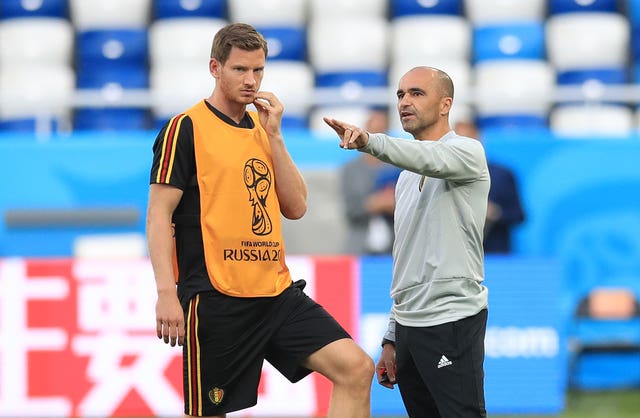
[549,0,619,15]
[153,0,227,19]
[258,26,306,61]
[556,68,628,86]
[474,59,555,129]
[260,60,314,124]
[150,65,214,124]
[0,17,74,67]
[308,105,373,136]
[390,15,471,64]
[631,0,640,23]
[391,0,463,17]
[228,0,306,27]
[0,0,67,19]
[472,22,546,63]
[73,108,151,131]
[76,29,148,73]
[309,0,387,18]
[315,71,388,106]
[76,65,148,90]
[149,17,228,68]
[546,12,629,72]
[69,0,151,30]
[308,17,388,74]
[74,65,150,131]
[550,104,634,137]
[464,0,546,24]
[0,66,75,131]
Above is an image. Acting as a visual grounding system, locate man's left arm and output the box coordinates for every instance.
[254,91,307,219]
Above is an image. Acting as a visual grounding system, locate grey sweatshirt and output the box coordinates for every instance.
[363,131,490,342]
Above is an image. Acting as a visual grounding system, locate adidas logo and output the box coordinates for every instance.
[437,355,453,369]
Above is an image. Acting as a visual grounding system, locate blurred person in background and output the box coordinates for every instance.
[340,107,401,254]
[455,120,525,254]
[146,22,373,418]
[325,66,489,418]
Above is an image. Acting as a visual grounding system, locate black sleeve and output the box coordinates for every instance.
[149,114,195,190]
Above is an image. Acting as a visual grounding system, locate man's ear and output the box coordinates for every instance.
[210,58,221,78]
[440,97,453,116]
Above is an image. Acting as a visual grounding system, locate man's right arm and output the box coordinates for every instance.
[146,183,185,346]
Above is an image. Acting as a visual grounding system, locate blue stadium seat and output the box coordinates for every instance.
[473,22,546,63]
[258,26,306,61]
[73,108,151,131]
[476,114,548,131]
[0,0,67,19]
[0,118,61,132]
[315,71,387,90]
[391,0,462,17]
[630,0,640,27]
[557,68,628,85]
[74,65,150,131]
[74,28,150,131]
[315,71,387,105]
[549,0,618,15]
[76,29,148,73]
[76,65,148,89]
[154,0,227,19]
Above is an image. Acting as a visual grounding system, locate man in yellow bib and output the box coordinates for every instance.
[146,23,373,418]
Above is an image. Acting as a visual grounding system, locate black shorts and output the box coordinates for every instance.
[181,280,351,416]
[395,309,488,418]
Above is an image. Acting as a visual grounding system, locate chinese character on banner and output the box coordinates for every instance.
[0,256,359,417]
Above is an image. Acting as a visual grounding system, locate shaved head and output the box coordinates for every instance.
[406,66,454,99]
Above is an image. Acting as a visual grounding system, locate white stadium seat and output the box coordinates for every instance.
[308,105,373,136]
[551,104,633,138]
[69,0,151,30]
[390,15,471,63]
[464,0,547,25]
[149,18,228,69]
[0,65,75,120]
[546,12,629,71]
[0,18,73,67]
[260,61,314,119]
[228,0,307,27]
[308,17,389,73]
[474,59,555,118]
[150,66,214,121]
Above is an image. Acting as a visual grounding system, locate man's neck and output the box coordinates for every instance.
[206,94,247,124]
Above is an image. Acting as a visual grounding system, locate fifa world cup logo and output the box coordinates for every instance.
[244,158,272,235]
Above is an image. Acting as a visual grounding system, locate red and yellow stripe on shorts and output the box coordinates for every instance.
[186,294,202,416]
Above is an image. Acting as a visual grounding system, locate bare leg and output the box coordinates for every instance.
[303,338,374,418]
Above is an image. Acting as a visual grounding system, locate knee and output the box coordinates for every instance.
[343,349,375,388]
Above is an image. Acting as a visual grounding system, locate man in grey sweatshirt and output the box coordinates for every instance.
[324,66,489,418]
